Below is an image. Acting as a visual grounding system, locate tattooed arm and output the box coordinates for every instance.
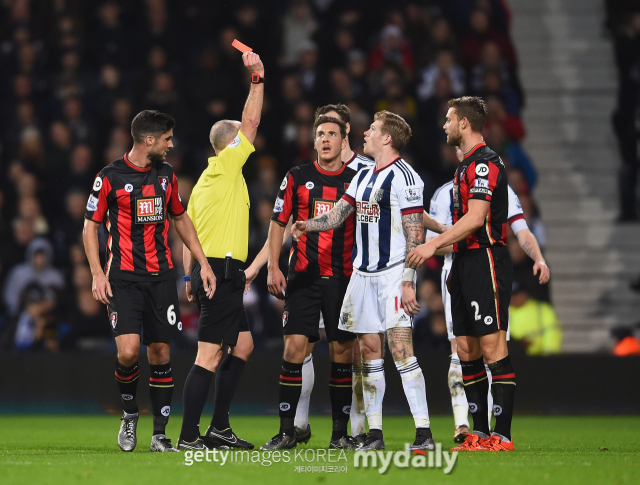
[401,211,424,316]
[516,228,550,284]
[291,199,355,240]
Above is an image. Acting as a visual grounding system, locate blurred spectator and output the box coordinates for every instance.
[368,24,415,77]
[461,9,517,70]
[3,238,64,317]
[417,49,465,101]
[281,0,317,67]
[611,327,640,356]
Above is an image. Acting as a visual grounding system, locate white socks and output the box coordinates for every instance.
[294,354,314,428]
[449,352,469,428]
[362,359,385,430]
[350,363,366,436]
[395,356,430,428]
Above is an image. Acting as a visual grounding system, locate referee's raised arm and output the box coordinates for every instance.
[239,52,265,144]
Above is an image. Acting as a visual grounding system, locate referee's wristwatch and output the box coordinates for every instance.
[251,73,264,84]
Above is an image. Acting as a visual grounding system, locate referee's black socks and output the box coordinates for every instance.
[279,360,303,435]
[487,356,516,441]
[211,353,246,431]
[149,362,173,436]
[329,362,352,440]
[180,365,214,442]
[115,360,139,415]
[461,357,491,436]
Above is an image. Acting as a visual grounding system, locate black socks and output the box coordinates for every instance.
[211,354,246,431]
[329,362,352,440]
[149,362,173,436]
[115,360,139,414]
[487,356,516,440]
[279,360,303,435]
[180,365,214,442]
[461,357,490,436]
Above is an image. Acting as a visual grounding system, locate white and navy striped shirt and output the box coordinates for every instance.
[342,157,424,272]
[426,181,527,270]
[345,151,374,172]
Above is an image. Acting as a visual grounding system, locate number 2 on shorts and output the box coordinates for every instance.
[471,301,481,321]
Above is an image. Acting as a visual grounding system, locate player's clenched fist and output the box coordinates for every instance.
[291,221,307,242]
[242,51,264,75]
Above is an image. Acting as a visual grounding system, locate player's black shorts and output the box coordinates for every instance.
[192,258,249,346]
[450,246,512,337]
[283,278,355,343]
[107,278,181,346]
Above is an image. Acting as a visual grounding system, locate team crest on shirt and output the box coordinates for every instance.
[282,311,289,327]
[356,201,380,224]
[373,189,384,202]
[110,312,118,329]
[158,176,169,191]
[313,199,334,216]
[135,195,165,224]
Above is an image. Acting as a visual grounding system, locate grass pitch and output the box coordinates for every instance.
[1,415,638,484]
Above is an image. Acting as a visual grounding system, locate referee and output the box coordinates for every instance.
[177,51,265,451]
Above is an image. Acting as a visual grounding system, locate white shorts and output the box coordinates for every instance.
[441,266,510,341]
[338,264,413,334]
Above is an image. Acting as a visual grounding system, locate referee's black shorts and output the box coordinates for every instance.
[283,278,355,343]
[191,258,249,346]
[450,246,512,338]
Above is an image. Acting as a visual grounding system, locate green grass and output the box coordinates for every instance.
[1,415,638,484]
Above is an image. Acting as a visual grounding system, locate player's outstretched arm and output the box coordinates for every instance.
[292,199,354,240]
[83,219,112,305]
[407,199,489,268]
[423,210,449,234]
[425,236,454,256]
[516,228,550,284]
[173,212,215,299]
[245,218,292,294]
[240,52,265,144]
[401,212,424,316]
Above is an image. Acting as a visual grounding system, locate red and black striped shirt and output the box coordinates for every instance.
[453,142,508,253]
[271,161,358,285]
[84,153,185,281]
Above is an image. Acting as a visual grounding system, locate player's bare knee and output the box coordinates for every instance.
[330,340,353,364]
[231,334,254,361]
[117,348,139,366]
[283,337,307,363]
[146,343,170,365]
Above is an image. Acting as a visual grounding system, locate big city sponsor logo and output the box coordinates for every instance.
[356,201,380,224]
[184,444,457,474]
[135,196,165,224]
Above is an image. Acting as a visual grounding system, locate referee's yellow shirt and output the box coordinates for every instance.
[187,130,254,262]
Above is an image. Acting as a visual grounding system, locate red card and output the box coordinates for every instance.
[232,39,253,53]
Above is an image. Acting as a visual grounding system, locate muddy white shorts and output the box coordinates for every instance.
[338,264,413,334]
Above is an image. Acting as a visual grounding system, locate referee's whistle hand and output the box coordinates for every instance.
[200,264,216,299]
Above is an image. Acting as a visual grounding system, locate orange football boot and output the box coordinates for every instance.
[479,435,515,451]
[449,433,487,451]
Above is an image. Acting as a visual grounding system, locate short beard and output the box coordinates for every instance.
[446,132,462,147]
[148,150,165,163]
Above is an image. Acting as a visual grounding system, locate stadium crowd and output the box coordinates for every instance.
[0,0,555,353]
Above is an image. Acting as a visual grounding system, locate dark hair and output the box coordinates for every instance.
[446,96,488,133]
[373,110,412,152]
[130,110,175,143]
[313,115,347,139]
[315,103,351,124]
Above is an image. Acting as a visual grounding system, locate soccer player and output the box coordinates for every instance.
[177,51,265,451]
[427,147,549,442]
[408,96,516,451]
[292,111,435,451]
[83,110,216,452]
[259,115,360,450]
